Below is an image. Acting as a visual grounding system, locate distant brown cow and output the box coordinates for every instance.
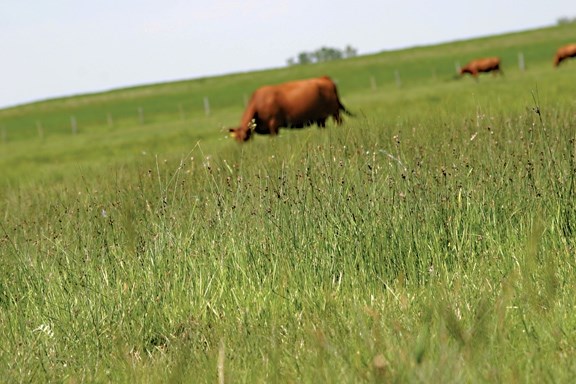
[553,44,576,67]
[228,76,352,142]
[460,57,503,78]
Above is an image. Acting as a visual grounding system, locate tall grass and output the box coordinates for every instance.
[2,101,576,381]
[2,24,576,382]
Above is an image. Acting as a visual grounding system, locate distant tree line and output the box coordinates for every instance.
[557,16,576,25]
[287,45,358,66]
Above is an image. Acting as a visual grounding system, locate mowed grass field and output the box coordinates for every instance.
[1,23,576,382]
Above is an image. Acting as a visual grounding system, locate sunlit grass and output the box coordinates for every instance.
[2,23,576,382]
[2,104,576,381]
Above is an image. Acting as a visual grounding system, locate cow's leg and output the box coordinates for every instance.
[317,118,326,128]
[333,112,343,125]
[268,118,280,136]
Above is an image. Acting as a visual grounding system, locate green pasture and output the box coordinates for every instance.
[1,23,576,382]
[1,23,575,186]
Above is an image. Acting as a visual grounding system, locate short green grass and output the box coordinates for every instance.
[1,23,576,383]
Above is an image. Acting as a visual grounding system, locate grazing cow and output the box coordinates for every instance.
[553,44,576,67]
[459,57,503,78]
[229,76,352,142]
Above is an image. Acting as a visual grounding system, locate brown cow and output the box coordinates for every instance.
[228,76,351,142]
[553,44,576,67]
[459,57,503,78]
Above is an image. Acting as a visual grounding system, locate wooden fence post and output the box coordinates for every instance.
[70,116,77,135]
[107,113,114,129]
[204,97,210,116]
[138,107,144,125]
[518,52,526,71]
[394,70,402,88]
[36,120,44,140]
[370,76,377,91]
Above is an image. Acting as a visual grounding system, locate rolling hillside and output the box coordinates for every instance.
[1,23,576,383]
[1,23,575,186]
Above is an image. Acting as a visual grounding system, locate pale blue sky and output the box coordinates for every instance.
[1,0,573,108]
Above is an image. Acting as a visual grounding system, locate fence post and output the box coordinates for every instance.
[370,76,377,91]
[1,126,6,143]
[138,107,144,125]
[70,116,77,135]
[107,113,114,129]
[179,103,185,121]
[518,52,526,71]
[204,97,210,116]
[455,61,461,74]
[394,70,402,88]
[36,120,44,140]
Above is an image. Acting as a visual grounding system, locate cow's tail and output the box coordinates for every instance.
[339,101,355,117]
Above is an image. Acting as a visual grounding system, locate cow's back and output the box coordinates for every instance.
[474,57,500,70]
[255,79,336,125]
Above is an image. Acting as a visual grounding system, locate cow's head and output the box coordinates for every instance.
[229,127,252,142]
[553,55,562,67]
[228,118,257,142]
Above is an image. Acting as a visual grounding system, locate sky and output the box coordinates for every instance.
[1,0,574,109]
